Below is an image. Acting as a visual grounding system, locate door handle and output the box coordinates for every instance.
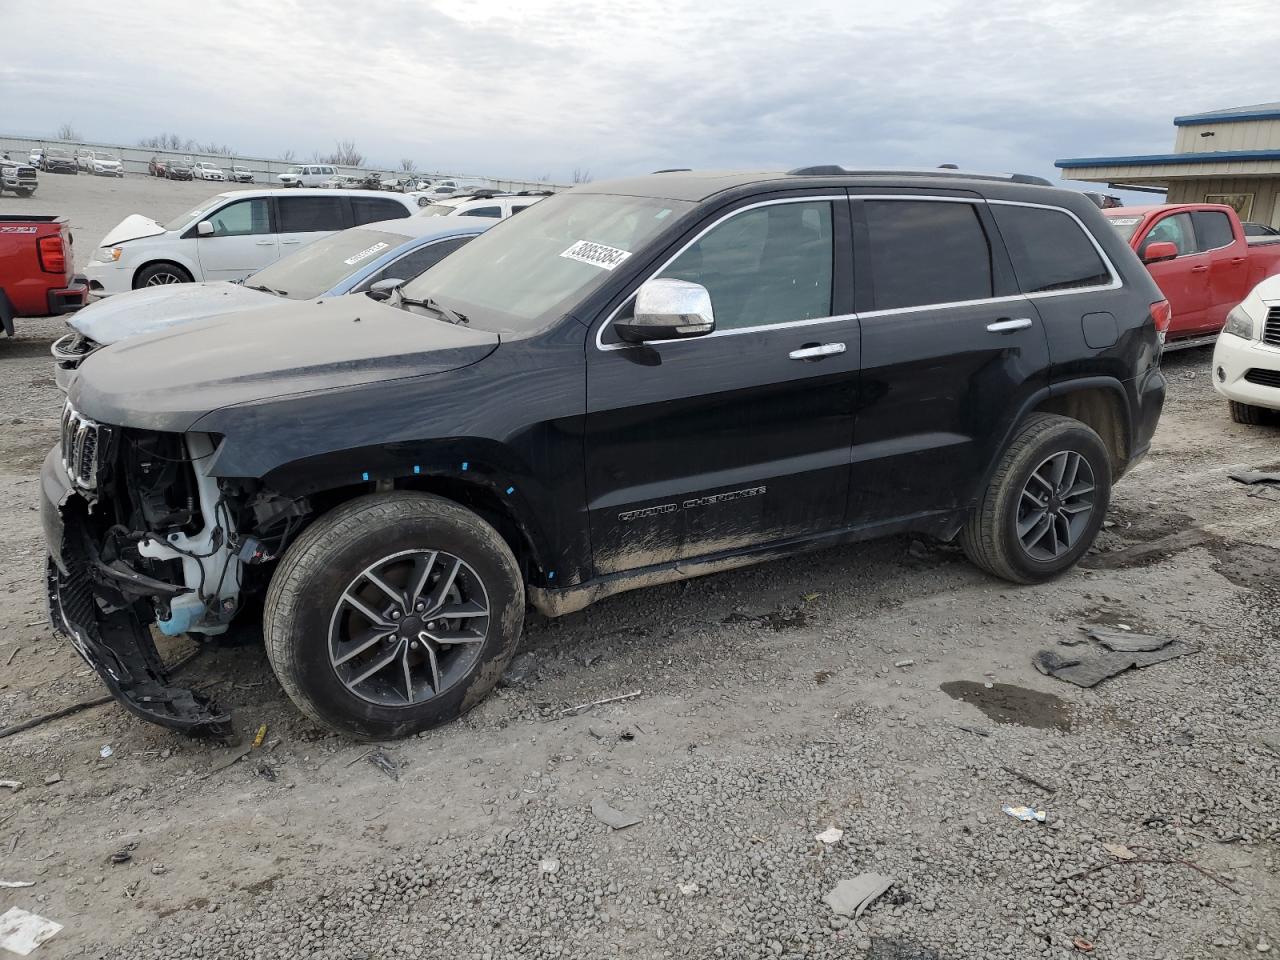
[281,239,301,245]
[986,318,1033,333]
[255,240,273,246]
[1231,257,1247,264]
[789,343,846,360]
[1190,265,1208,273]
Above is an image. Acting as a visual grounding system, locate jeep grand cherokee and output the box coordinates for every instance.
[42,167,1167,739]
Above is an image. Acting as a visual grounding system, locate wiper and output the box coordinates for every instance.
[244,283,288,297]
[396,291,469,325]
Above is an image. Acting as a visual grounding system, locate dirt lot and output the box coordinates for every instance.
[1,175,1278,960]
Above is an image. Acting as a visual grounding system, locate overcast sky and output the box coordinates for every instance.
[3,0,1278,191]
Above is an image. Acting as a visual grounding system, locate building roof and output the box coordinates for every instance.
[1056,148,1280,169]
[1174,102,1280,126]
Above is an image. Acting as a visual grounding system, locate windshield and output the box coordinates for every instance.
[163,195,227,232]
[1104,214,1145,243]
[286,166,303,174]
[245,228,408,300]
[401,192,694,332]
[48,148,69,158]
[418,203,455,217]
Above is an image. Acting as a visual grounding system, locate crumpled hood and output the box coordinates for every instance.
[70,282,275,345]
[69,296,500,433]
[101,214,167,246]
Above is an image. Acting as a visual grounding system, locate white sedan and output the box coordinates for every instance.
[193,162,226,181]
[1212,275,1280,423]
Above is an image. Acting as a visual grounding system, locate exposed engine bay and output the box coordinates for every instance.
[44,401,309,734]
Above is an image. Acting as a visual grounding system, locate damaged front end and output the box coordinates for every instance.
[41,401,306,735]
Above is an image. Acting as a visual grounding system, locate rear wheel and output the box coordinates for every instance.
[134,262,192,288]
[960,413,1111,584]
[1229,400,1272,425]
[264,493,524,740]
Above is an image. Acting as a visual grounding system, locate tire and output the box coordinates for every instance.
[15,188,32,198]
[133,261,193,288]
[1229,400,1271,425]
[959,413,1111,584]
[263,492,525,740]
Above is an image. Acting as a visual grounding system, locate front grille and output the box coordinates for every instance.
[16,166,36,181]
[1244,368,1280,389]
[60,402,101,490]
[1264,307,1280,347]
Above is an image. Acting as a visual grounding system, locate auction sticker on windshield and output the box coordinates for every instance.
[560,240,631,271]
[1106,218,1141,226]
[344,242,390,266]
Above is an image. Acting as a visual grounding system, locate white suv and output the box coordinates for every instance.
[415,192,551,219]
[78,150,124,177]
[83,189,418,295]
[278,164,337,188]
[193,161,226,181]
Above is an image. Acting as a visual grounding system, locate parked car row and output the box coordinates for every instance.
[43,166,1173,742]
[415,189,551,219]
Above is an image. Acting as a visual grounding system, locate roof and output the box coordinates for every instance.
[1056,148,1280,169]
[1174,102,1280,126]
[358,216,492,240]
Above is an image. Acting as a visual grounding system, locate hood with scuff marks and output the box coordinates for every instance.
[69,295,500,433]
[70,282,277,345]
[100,214,168,246]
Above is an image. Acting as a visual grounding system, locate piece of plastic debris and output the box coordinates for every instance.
[894,659,915,668]
[1087,628,1173,653]
[0,906,63,956]
[42,775,61,786]
[1229,470,1280,486]
[1103,843,1136,861]
[252,723,268,749]
[816,826,844,845]
[109,850,132,865]
[1072,936,1095,953]
[0,881,34,888]
[0,781,21,791]
[1115,624,1131,631]
[590,797,642,830]
[1003,805,1047,823]
[801,592,820,602]
[368,748,399,782]
[539,858,559,875]
[99,745,113,759]
[1033,639,1199,688]
[824,873,895,918]
[561,689,642,717]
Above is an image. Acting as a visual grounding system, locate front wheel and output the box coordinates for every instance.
[263,493,525,740]
[959,413,1111,584]
[134,261,192,287]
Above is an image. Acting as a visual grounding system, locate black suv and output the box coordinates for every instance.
[42,167,1166,739]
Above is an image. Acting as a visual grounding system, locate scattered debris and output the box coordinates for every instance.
[539,858,559,875]
[5,647,18,666]
[954,723,991,738]
[590,797,642,830]
[560,689,642,717]
[1103,843,1137,861]
[0,781,21,792]
[1061,848,1240,895]
[723,605,807,631]
[1086,628,1174,653]
[814,670,832,684]
[99,745,113,760]
[1000,765,1056,794]
[0,694,115,740]
[1228,470,1280,486]
[815,826,844,845]
[367,748,399,782]
[500,652,538,686]
[200,743,253,780]
[252,723,268,749]
[894,659,915,668]
[1072,936,1095,953]
[0,906,63,956]
[1002,805,1047,823]
[801,592,820,602]
[0,881,34,888]
[109,849,132,865]
[256,763,277,783]
[1034,636,1199,688]
[824,873,895,918]
[42,775,61,787]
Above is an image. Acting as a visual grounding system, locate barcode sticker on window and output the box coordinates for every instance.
[560,240,631,271]
[343,242,390,265]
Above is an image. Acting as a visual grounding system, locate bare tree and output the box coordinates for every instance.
[324,139,364,167]
[538,173,552,182]
[56,123,82,141]
[281,149,297,162]
[572,167,592,184]
[200,142,236,156]
[399,157,416,172]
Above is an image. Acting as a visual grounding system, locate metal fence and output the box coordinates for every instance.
[0,133,569,193]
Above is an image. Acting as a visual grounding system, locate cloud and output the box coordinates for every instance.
[3,0,1277,188]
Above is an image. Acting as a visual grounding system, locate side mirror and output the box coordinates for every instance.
[1142,240,1178,263]
[366,278,405,301]
[615,278,715,343]
[196,220,214,237]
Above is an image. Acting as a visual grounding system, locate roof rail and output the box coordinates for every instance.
[651,167,693,174]
[787,165,1052,187]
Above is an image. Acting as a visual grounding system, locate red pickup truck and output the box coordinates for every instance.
[0,216,87,337]
[1103,203,1280,348]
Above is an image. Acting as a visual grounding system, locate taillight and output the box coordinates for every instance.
[38,235,67,275]
[1150,299,1172,336]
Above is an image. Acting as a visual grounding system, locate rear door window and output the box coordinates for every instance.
[991,204,1112,293]
[460,205,502,218]
[277,195,348,233]
[862,200,993,310]
[1190,211,1234,251]
[351,196,410,225]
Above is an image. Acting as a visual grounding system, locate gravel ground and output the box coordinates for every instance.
[0,176,1278,959]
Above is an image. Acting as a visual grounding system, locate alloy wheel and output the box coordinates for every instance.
[1015,450,1095,562]
[144,271,184,286]
[327,549,491,707]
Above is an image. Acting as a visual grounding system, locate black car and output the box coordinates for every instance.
[165,161,193,181]
[43,167,1166,740]
[41,148,77,174]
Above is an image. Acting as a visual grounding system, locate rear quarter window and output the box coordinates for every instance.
[1190,211,1234,251]
[991,204,1113,293]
